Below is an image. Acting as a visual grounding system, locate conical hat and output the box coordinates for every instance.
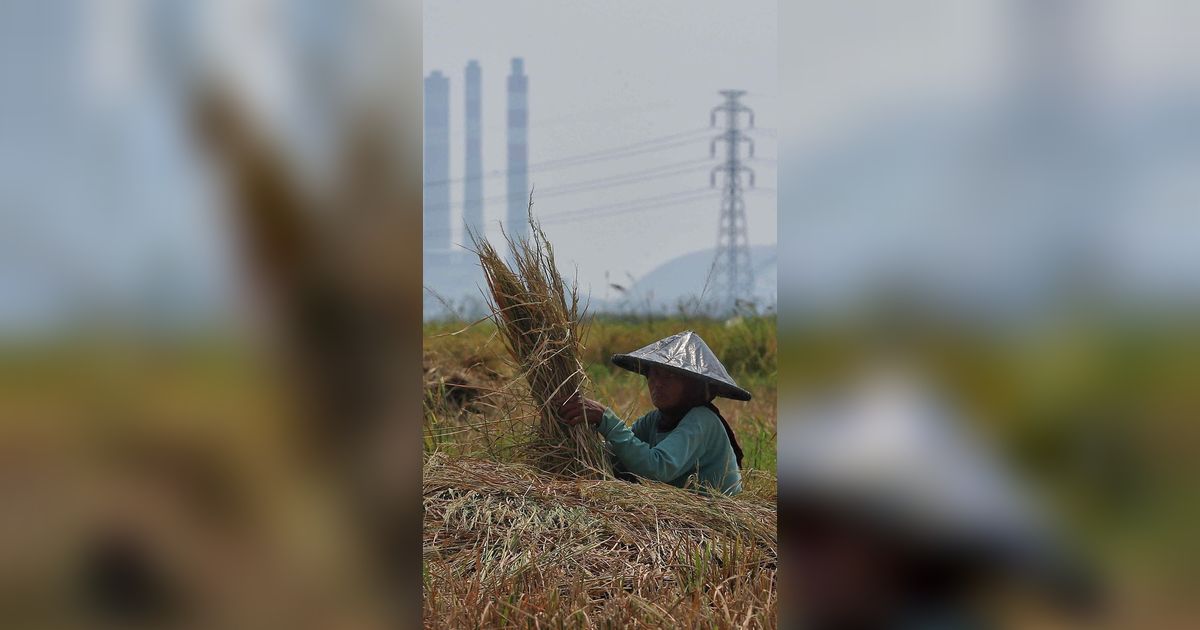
[611,330,751,401]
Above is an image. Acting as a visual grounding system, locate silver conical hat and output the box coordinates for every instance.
[611,330,751,401]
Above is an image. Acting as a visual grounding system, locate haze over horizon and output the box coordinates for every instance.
[4,1,1199,329]
[422,0,779,307]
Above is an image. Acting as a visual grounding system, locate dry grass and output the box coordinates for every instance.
[420,327,778,627]
[423,453,777,628]
[471,200,611,478]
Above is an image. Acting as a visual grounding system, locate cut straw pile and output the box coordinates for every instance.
[471,204,611,478]
[423,454,777,627]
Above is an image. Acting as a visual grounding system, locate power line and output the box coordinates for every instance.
[458,97,702,138]
[435,192,721,244]
[539,188,717,224]
[540,191,718,226]
[538,157,714,193]
[423,126,711,186]
[423,188,718,239]
[424,157,715,210]
[527,127,710,169]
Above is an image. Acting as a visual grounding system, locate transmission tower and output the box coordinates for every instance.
[709,90,755,316]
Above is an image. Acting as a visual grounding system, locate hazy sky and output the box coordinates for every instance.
[7,0,1197,329]
[424,0,777,299]
[778,0,1200,311]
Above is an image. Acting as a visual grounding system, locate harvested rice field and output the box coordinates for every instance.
[422,314,779,628]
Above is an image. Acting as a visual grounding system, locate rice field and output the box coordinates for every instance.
[422,314,779,628]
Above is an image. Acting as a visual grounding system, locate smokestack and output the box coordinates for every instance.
[506,58,528,243]
[463,60,483,245]
[423,70,450,255]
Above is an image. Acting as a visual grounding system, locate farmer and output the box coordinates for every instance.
[556,330,748,496]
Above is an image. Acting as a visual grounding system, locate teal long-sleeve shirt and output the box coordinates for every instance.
[596,405,742,496]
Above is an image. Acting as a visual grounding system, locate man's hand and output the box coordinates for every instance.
[554,394,607,426]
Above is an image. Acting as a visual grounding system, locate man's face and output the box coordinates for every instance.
[647,366,690,409]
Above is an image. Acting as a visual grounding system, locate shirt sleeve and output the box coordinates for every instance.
[596,407,717,482]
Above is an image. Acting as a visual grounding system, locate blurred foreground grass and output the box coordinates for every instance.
[0,333,389,629]
[782,316,1200,624]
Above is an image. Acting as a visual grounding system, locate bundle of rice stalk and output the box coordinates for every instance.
[470,201,612,478]
[423,454,777,626]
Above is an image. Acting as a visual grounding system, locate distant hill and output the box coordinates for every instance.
[422,245,777,320]
[595,245,776,314]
